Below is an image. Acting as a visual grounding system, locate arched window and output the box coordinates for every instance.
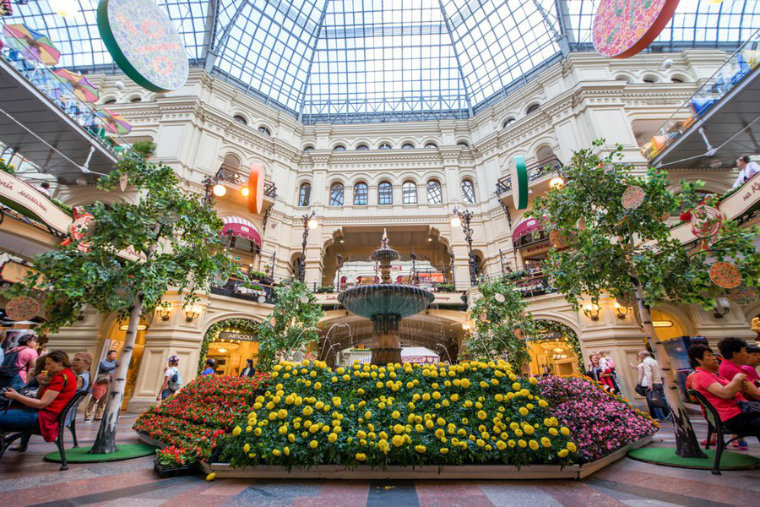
[258,126,271,136]
[356,144,369,151]
[333,145,346,152]
[402,180,417,205]
[298,182,311,207]
[353,182,368,206]
[378,143,392,150]
[130,96,142,103]
[427,179,442,204]
[502,117,516,128]
[303,145,315,153]
[462,179,476,204]
[233,115,247,125]
[536,145,555,163]
[457,141,469,147]
[222,153,241,169]
[329,182,344,207]
[401,143,415,149]
[378,181,392,205]
[103,98,117,105]
[526,103,540,114]
[642,75,658,84]
[424,142,438,149]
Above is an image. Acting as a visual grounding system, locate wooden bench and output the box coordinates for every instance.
[0,390,88,471]
[688,389,759,475]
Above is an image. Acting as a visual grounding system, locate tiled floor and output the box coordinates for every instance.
[1,413,759,506]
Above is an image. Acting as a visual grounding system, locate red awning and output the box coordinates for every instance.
[511,218,542,242]
[221,216,262,248]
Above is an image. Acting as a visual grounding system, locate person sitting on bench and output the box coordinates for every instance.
[688,344,760,437]
[0,351,76,442]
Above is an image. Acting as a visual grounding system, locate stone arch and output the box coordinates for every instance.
[667,72,692,83]
[652,302,694,337]
[199,316,264,374]
[352,138,372,150]
[613,72,634,84]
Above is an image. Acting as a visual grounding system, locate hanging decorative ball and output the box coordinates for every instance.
[727,284,758,305]
[621,185,645,209]
[515,328,524,339]
[119,173,129,192]
[6,296,39,322]
[549,229,570,249]
[690,205,722,239]
[479,311,488,322]
[709,261,742,289]
[270,317,277,326]
[494,293,506,303]
[299,295,310,304]
[258,295,266,304]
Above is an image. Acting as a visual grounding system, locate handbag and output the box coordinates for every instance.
[738,400,760,415]
[635,384,646,396]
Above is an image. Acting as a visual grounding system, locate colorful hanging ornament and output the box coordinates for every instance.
[247,163,266,214]
[709,261,742,289]
[549,229,570,249]
[494,293,506,303]
[60,206,94,252]
[621,185,645,209]
[727,284,758,305]
[119,173,129,192]
[6,296,39,322]
[690,205,722,239]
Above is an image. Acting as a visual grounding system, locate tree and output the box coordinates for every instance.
[10,144,240,454]
[256,280,324,371]
[530,140,760,457]
[468,278,536,372]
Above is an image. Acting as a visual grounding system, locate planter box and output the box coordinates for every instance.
[154,459,197,478]
[200,435,652,480]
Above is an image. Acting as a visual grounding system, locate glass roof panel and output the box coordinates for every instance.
[2,0,757,123]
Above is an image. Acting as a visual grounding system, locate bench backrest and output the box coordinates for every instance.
[687,389,721,430]
[62,390,88,428]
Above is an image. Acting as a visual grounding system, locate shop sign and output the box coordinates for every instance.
[0,260,34,283]
[0,170,72,232]
[219,331,258,342]
[97,0,189,92]
[593,0,680,58]
[520,239,551,256]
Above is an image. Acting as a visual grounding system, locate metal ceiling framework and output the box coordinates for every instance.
[3,0,758,124]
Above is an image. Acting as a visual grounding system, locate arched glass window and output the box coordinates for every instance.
[424,142,438,149]
[502,117,516,128]
[427,180,442,204]
[258,126,271,136]
[402,181,417,205]
[329,183,344,207]
[401,143,415,149]
[303,145,315,152]
[378,143,392,150]
[103,98,117,105]
[222,153,241,169]
[457,141,469,147]
[298,182,311,207]
[354,182,368,205]
[526,103,540,114]
[333,145,346,152]
[356,144,369,151]
[233,115,247,125]
[462,179,476,204]
[378,181,392,205]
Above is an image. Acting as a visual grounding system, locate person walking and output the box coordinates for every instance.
[641,350,670,421]
[240,358,256,377]
[157,355,182,403]
[84,349,118,422]
[0,335,38,390]
[201,358,216,376]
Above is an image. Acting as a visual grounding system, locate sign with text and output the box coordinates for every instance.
[97,0,189,92]
[219,331,258,342]
[593,0,680,59]
[0,171,72,232]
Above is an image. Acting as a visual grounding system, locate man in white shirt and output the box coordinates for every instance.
[640,351,671,421]
[732,155,760,189]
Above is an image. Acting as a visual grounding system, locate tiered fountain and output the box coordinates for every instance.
[338,230,435,364]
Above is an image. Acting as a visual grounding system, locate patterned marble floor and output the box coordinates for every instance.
[1,413,759,506]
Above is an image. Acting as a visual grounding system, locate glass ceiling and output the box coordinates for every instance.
[4,0,758,124]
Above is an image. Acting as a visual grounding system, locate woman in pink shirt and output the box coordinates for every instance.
[0,335,38,390]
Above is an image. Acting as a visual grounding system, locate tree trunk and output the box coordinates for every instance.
[89,295,143,454]
[632,280,706,458]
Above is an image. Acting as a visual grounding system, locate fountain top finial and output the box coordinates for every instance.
[381,228,389,249]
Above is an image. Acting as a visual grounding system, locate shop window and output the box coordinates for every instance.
[298,182,311,207]
[329,183,344,207]
[427,179,442,204]
[402,180,417,204]
[462,179,476,204]
[378,181,392,205]
[354,182,368,205]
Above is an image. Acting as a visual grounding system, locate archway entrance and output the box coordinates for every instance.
[526,320,582,376]
[201,318,260,376]
[102,316,148,409]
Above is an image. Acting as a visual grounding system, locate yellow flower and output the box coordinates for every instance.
[415,445,426,453]
[558,449,569,458]
[518,439,527,448]
[512,382,521,391]
[529,440,539,450]
[496,440,507,450]
[392,435,405,447]
[309,440,318,449]
[328,433,338,443]
[440,447,449,454]
[477,410,487,420]
[365,410,372,419]
[232,426,242,436]
[435,428,445,439]
[314,382,322,390]
[243,443,250,453]
[518,407,529,416]
[523,425,534,435]
[392,411,401,419]
[206,472,216,481]
[436,417,446,426]
[528,376,538,385]
[567,442,577,453]
[355,453,367,461]
[560,426,570,436]
[272,449,281,456]
[476,439,485,448]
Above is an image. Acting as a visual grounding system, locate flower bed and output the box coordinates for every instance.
[216,360,579,469]
[133,374,267,465]
[538,375,658,463]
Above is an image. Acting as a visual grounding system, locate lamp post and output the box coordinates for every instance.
[299,210,318,282]
[451,208,477,287]
[336,253,344,290]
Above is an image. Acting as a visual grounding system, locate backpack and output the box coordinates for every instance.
[0,348,22,379]
[168,369,182,392]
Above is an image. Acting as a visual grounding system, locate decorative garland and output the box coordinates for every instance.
[198,318,261,374]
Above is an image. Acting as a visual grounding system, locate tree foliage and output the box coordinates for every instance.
[530,140,760,311]
[256,281,325,371]
[468,278,535,371]
[10,145,241,331]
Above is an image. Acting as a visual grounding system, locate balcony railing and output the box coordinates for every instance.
[495,156,563,196]
[642,28,760,161]
[514,273,556,298]
[210,281,276,304]
[0,42,128,156]
[264,181,277,199]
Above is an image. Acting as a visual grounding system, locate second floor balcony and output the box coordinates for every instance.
[495,156,563,197]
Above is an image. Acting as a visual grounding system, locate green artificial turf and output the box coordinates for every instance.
[628,446,760,470]
[43,443,156,463]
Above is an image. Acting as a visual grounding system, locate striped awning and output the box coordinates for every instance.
[221,216,262,248]
[511,218,542,242]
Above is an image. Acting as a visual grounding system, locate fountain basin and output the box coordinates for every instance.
[338,284,434,321]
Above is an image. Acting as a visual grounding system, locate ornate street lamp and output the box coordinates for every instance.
[451,208,477,287]
[299,210,318,282]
